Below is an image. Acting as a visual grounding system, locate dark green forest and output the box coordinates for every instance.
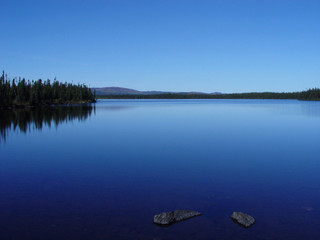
[0,71,96,107]
[97,89,320,100]
[299,88,320,100]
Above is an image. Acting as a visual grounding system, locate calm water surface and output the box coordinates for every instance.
[1,99,320,240]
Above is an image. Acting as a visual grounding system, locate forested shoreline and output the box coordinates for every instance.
[97,89,320,100]
[1,70,320,106]
[0,71,96,108]
[97,92,299,99]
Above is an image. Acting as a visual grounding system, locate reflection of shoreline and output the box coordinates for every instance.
[97,106,136,111]
[0,105,94,143]
[300,102,320,117]
[99,99,320,117]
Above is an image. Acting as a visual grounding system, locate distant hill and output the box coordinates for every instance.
[92,87,142,95]
[92,87,221,95]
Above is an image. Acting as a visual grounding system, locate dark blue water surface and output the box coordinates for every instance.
[1,99,320,240]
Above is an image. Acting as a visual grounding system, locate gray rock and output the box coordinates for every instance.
[231,212,255,228]
[153,210,201,225]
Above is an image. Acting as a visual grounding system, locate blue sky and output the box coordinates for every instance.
[1,0,319,93]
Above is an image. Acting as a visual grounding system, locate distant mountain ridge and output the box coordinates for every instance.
[93,87,221,95]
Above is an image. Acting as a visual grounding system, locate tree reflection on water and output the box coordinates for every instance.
[0,105,94,143]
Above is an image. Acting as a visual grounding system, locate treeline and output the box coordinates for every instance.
[97,89,320,100]
[97,91,300,100]
[0,105,94,143]
[0,71,96,107]
[299,88,320,100]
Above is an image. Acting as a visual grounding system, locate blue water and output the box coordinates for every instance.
[1,99,320,239]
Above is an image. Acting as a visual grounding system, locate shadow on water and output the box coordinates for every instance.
[0,105,95,143]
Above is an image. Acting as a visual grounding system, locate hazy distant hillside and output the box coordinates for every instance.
[92,87,142,95]
[93,87,221,95]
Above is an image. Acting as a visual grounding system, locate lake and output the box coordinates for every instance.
[1,99,320,240]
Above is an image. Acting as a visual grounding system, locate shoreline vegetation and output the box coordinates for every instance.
[97,89,320,101]
[1,71,320,108]
[0,71,96,109]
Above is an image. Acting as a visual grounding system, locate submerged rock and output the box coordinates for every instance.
[231,212,255,228]
[153,210,201,225]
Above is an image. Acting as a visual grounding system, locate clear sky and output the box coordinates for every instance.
[1,0,319,93]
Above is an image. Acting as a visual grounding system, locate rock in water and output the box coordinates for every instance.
[153,210,201,225]
[231,212,255,228]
